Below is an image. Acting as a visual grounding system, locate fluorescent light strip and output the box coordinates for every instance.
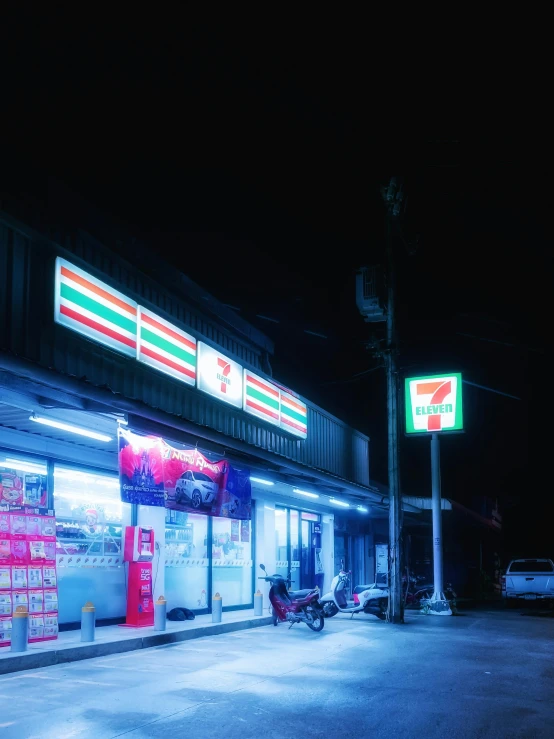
[329,498,350,508]
[250,477,275,486]
[356,505,369,513]
[30,414,113,443]
[2,458,48,475]
[293,488,319,499]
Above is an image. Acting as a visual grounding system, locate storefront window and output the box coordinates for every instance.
[0,454,48,507]
[212,516,253,607]
[54,465,129,624]
[165,510,209,612]
[275,507,288,581]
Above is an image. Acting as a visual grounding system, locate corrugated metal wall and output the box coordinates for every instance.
[0,216,370,487]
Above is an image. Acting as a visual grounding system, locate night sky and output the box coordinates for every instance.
[3,25,549,557]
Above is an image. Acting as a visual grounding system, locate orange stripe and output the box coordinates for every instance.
[282,395,306,413]
[416,381,443,395]
[141,312,196,351]
[61,266,136,316]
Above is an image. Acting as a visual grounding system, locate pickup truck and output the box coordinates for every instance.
[502,559,554,604]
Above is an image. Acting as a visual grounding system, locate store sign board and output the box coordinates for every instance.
[243,370,280,426]
[280,390,308,439]
[197,342,243,409]
[138,307,197,386]
[54,258,308,438]
[405,373,463,434]
[54,257,137,358]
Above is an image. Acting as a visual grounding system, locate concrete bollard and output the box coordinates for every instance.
[212,592,222,623]
[81,601,96,642]
[154,595,167,631]
[254,589,263,616]
[11,605,29,653]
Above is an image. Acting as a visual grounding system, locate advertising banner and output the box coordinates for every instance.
[163,440,252,520]
[118,429,165,506]
[118,429,252,519]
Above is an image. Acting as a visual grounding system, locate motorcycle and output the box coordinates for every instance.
[404,576,456,609]
[258,564,325,631]
[320,568,388,620]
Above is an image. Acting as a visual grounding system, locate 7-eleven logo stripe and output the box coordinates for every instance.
[217,357,231,393]
[416,380,452,431]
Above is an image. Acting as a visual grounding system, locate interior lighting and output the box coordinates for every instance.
[250,477,275,486]
[30,414,113,443]
[329,498,350,508]
[356,505,369,513]
[1,458,47,475]
[293,488,319,498]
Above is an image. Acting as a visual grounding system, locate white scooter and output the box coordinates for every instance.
[320,567,388,620]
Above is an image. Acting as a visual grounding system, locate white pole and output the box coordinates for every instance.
[430,432,451,615]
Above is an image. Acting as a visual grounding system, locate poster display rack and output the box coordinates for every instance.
[0,504,59,647]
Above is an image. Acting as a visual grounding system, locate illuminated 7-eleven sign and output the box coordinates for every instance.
[405,373,463,434]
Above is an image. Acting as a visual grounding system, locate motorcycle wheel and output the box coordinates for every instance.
[271,607,279,626]
[305,606,324,632]
[322,602,338,618]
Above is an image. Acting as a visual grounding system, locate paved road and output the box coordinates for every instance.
[1,607,552,738]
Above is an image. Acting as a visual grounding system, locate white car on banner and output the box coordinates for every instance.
[175,470,218,508]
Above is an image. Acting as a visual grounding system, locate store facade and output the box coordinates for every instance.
[0,202,390,636]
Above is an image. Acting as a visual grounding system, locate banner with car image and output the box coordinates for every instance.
[119,430,252,518]
[162,439,251,520]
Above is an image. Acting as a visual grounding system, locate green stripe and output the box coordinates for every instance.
[141,327,196,367]
[281,404,307,424]
[61,283,136,335]
[246,385,279,410]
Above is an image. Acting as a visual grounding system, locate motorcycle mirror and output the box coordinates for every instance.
[260,564,266,572]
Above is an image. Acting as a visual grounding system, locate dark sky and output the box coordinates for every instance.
[3,22,549,555]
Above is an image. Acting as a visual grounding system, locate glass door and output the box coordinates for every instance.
[275,507,288,581]
[289,509,300,591]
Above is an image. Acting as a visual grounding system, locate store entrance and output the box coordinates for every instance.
[275,507,322,592]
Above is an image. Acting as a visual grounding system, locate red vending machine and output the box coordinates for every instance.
[121,526,155,628]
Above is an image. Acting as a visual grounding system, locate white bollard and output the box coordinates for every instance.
[81,602,96,642]
[154,596,167,631]
[212,592,222,623]
[11,605,28,652]
[254,589,263,616]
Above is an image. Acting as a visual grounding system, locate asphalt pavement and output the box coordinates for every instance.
[0,606,552,738]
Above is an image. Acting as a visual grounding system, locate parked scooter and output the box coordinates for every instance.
[258,564,325,631]
[320,567,388,620]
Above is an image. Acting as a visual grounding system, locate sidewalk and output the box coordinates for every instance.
[0,609,272,675]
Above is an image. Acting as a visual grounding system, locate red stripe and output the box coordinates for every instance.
[246,398,279,420]
[430,381,452,405]
[281,417,307,434]
[428,414,442,431]
[246,374,279,398]
[61,266,136,315]
[60,305,136,349]
[141,312,196,351]
[140,345,196,379]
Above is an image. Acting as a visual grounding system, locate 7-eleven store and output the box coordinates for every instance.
[0,205,391,633]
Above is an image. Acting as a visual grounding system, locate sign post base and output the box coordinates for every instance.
[425,592,452,616]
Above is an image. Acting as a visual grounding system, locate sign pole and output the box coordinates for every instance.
[429,432,451,615]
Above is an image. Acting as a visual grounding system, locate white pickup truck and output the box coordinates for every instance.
[502,559,554,604]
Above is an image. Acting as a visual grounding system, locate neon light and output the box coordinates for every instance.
[30,415,112,442]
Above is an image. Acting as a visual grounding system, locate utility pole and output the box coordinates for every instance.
[355,176,408,624]
[383,179,404,624]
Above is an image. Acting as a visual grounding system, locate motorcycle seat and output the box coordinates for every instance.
[289,588,315,599]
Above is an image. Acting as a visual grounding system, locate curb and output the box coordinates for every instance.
[0,616,273,676]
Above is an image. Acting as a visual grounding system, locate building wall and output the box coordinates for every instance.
[0,214,370,488]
